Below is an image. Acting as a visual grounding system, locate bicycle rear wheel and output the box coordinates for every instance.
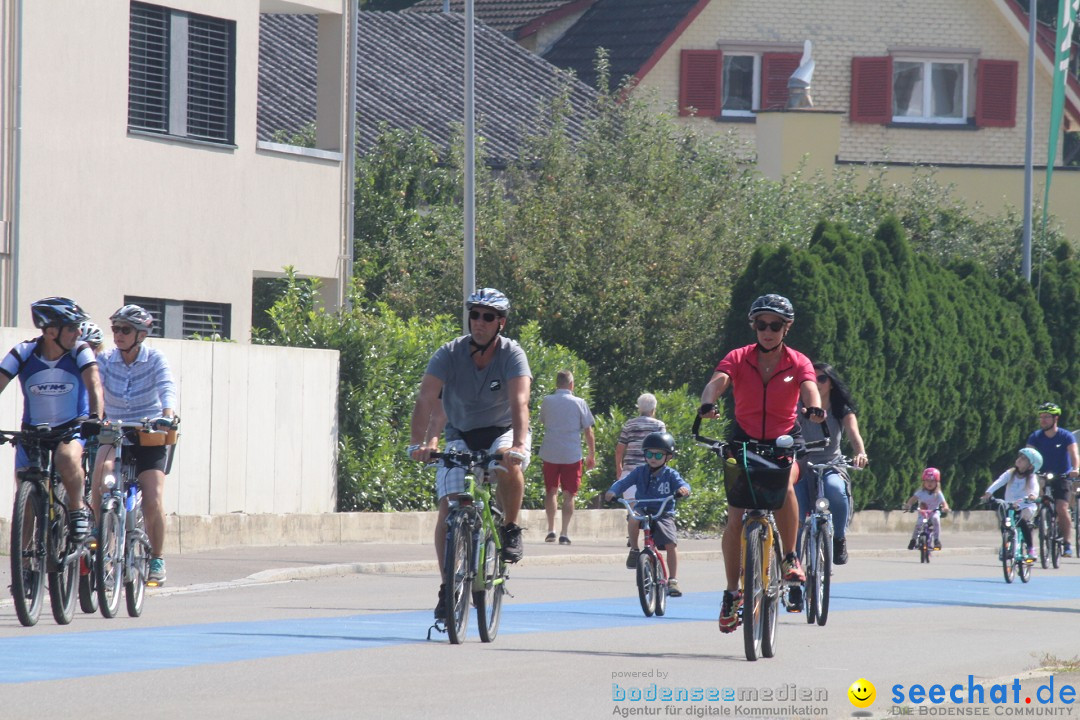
[443,514,471,644]
[10,481,45,627]
[653,555,668,618]
[1038,512,1050,569]
[800,523,816,625]
[815,524,832,627]
[742,522,765,661]
[1002,533,1016,583]
[760,535,781,658]
[474,531,504,643]
[125,507,150,617]
[636,551,657,617]
[95,504,123,618]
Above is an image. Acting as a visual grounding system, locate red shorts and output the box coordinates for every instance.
[543,461,583,494]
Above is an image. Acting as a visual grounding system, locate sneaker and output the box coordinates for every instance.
[501,523,524,563]
[434,583,447,621]
[1026,547,1036,563]
[781,553,806,583]
[69,508,91,541]
[934,540,942,551]
[718,590,742,633]
[626,548,640,569]
[558,535,571,545]
[668,578,682,597]
[787,584,803,613]
[1064,543,1074,558]
[544,532,556,543]
[147,557,166,587]
[908,539,917,550]
[833,536,848,565]
[79,556,91,576]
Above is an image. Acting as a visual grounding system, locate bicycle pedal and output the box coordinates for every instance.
[426,622,448,641]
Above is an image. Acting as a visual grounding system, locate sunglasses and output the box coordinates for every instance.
[111,325,135,336]
[816,374,829,383]
[469,310,498,323]
[754,320,785,332]
[644,450,667,460]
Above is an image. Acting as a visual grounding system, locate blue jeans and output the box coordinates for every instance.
[795,468,850,542]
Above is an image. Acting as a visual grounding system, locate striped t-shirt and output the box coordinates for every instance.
[617,415,666,473]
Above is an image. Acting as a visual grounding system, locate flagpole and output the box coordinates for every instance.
[462,0,476,332]
[1022,0,1037,283]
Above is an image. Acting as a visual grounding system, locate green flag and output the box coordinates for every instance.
[1043,0,1079,233]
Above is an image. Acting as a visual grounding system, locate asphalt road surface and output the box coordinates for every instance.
[1,536,1079,720]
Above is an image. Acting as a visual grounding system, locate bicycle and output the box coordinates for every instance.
[693,416,823,662]
[427,448,520,644]
[800,458,859,626]
[78,440,99,615]
[1035,472,1063,570]
[988,497,1033,584]
[617,496,675,618]
[905,506,946,563]
[1,423,94,627]
[91,418,174,618]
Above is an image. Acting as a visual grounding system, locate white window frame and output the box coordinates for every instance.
[721,52,761,117]
[891,57,969,125]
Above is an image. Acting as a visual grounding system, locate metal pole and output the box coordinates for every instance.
[1022,0,1037,282]
[462,0,475,333]
[343,0,358,311]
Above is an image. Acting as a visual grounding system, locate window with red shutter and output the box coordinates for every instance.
[851,56,892,124]
[680,50,723,117]
[761,53,802,110]
[975,59,1018,128]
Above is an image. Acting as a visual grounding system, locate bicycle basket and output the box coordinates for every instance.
[722,447,791,510]
[135,428,179,447]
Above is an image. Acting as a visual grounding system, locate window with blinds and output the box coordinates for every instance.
[123,296,165,338]
[128,2,235,145]
[181,301,230,338]
[124,296,231,340]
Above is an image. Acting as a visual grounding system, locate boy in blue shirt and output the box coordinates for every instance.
[605,432,691,596]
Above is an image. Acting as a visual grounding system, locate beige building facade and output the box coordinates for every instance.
[0,0,353,341]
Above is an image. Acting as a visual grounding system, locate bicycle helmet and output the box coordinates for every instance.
[1037,402,1062,417]
[30,297,88,329]
[641,431,676,456]
[78,321,103,345]
[1018,447,1043,473]
[109,304,154,333]
[921,467,941,484]
[748,294,794,321]
[466,288,510,317]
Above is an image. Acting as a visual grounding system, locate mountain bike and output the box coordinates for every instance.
[1,423,93,627]
[694,416,824,661]
[800,458,859,626]
[92,419,171,618]
[427,448,521,644]
[988,498,1033,584]
[78,440,99,614]
[1035,472,1062,570]
[617,496,675,617]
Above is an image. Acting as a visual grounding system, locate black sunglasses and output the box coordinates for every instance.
[754,320,785,332]
[111,325,135,336]
[816,374,829,383]
[469,310,498,323]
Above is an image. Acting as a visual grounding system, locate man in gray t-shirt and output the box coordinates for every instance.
[408,288,532,622]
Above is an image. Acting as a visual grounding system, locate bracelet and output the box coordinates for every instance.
[405,444,421,457]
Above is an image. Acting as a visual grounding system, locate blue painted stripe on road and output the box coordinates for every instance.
[3,575,1080,684]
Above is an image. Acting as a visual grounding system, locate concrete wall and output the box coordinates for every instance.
[0,327,340,519]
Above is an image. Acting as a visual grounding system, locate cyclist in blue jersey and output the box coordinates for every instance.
[0,297,103,539]
[1027,402,1079,557]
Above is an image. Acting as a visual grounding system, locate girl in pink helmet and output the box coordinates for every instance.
[903,468,950,551]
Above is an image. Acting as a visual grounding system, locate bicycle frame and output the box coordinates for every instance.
[989,498,1032,584]
[618,496,673,617]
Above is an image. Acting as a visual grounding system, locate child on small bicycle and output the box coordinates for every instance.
[605,432,691,596]
[903,468,950,551]
[981,448,1042,561]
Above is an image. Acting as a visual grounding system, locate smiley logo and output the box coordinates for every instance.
[847,678,876,708]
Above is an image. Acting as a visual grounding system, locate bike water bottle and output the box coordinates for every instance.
[125,486,137,512]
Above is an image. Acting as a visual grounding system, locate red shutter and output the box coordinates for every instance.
[850,56,892,124]
[761,53,802,110]
[975,59,1018,128]
[679,49,723,117]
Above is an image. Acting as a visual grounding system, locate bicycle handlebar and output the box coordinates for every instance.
[430,448,523,469]
[691,415,828,457]
[616,496,675,522]
[0,424,81,446]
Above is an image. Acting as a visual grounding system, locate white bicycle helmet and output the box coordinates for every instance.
[466,288,510,317]
[78,321,103,345]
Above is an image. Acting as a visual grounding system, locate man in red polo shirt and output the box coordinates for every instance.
[697,294,825,633]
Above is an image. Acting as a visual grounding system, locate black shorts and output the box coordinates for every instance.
[1048,475,1073,502]
[130,444,169,475]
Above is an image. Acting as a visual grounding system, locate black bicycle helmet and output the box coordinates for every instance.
[641,431,676,456]
[747,294,794,321]
[30,297,89,329]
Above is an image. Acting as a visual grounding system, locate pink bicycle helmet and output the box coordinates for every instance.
[921,467,941,484]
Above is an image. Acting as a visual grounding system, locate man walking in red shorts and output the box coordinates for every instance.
[538,370,595,545]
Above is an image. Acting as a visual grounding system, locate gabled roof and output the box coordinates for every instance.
[999,0,1080,126]
[405,0,592,39]
[257,11,597,165]
[542,0,708,91]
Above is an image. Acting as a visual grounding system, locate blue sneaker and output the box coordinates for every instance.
[1064,544,1074,558]
[148,557,166,587]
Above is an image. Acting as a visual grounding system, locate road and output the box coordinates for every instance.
[1,534,1079,720]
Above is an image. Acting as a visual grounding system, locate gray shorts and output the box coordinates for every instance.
[436,428,531,500]
[648,515,678,550]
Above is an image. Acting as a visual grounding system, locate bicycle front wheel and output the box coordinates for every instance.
[800,523,816,625]
[48,525,78,626]
[78,546,98,614]
[95,504,123,618]
[474,531,504,643]
[814,525,832,627]
[1038,512,1050,569]
[636,551,657,617]
[653,555,668,618]
[1002,533,1016,583]
[760,535,781,658]
[1050,516,1060,569]
[10,481,45,627]
[125,507,150,618]
[742,522,765,661]
[920,534,930,564]
[443,515,471,644]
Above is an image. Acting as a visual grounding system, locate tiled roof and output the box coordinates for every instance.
[543,0,703,91]
[404,0,580,36]
[257,12,597,166]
